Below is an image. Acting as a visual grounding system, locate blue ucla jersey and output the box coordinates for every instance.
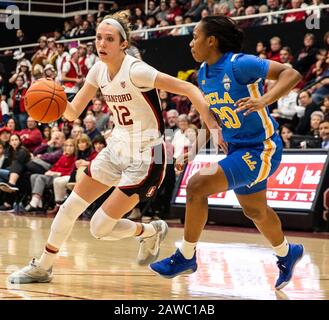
[198,52,279,145]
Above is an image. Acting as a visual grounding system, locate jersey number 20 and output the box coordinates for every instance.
[212,106,241,129]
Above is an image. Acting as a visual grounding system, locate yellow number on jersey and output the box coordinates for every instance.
[211,106,241,129]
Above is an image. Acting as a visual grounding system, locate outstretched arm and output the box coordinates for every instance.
[63,82,98,121]
[235,61,302,116]
[154,72,228,153]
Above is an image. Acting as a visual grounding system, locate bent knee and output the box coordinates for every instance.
[89,225,117,240]
[186,175,207,196]
[89,224,122,241]
[89,209,118,239]
[242,207,267,221]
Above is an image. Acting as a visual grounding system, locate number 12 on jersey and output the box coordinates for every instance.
[113,105,133,126]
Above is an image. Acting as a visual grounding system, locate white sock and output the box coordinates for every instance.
[30,195,40,208]
[272,237,289,257]
[48,191,90,248]
[38,199,43,208]
[140,223,156,238]
[180,239,196,259]
[37,192,90,270]
[39,248,58,270]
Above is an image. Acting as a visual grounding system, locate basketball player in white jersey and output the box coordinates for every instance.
[9,11,225,284]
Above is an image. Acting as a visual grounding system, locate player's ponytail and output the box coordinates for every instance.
[201,16,244,53]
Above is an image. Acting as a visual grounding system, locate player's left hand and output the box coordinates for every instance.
[235,97,266,116]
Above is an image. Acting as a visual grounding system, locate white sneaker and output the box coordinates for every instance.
[136,220,168,265]
[8,258,53,284]
[127,208,142,220]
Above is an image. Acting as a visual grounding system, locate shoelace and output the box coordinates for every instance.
[276,260,287,273]
[139,234,154,244]
[30,258,52,273]
[139,226,159,244]
[170,252,180,265]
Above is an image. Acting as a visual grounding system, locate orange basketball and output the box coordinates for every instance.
[24,78,67,123]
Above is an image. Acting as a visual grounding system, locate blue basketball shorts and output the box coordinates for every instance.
[219,134,283,195]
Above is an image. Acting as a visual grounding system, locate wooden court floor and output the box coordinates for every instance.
[0,213,329,300]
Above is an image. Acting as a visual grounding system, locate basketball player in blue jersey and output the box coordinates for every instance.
[150,16,304,290]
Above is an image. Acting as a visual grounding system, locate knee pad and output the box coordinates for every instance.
[90,207,118,239]
[101,219,137,241]
[48,191,90,248]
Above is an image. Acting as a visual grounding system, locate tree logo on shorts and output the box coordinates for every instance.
[120,81,126,88]
[146,186,157,198]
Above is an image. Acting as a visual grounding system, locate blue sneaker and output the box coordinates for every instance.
[275,243,304,290]
[149,249,197,278]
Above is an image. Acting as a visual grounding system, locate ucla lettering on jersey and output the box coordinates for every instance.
[198,52,278,145]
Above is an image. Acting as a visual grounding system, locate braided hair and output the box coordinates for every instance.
[201,16,244,53]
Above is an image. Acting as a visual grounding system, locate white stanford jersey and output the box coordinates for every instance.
[86,55,164,149]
